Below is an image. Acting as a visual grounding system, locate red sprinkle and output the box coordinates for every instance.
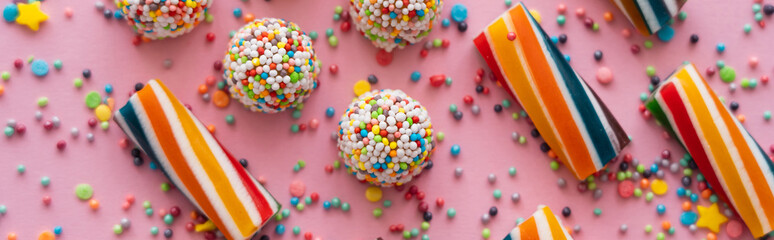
[170,206,181,217]
[329,64,339,74]
[435,197,445,207]
[206,32,216,42]
[409,185,418,194]
[213,60,223,71]
[13,59,24,69]
[185,222,195,231]
[630,45,641,54]
[618,180,635,198]
[417,201,428,212]
[706,66,717,76]
[416,191,425,200]
[310,192,320,202]
[463,95,474,104]
[56,140,66,150]
[441,39,450,48]
[15,124,25,134]
[304,232,313,240]
[340,21,351,32]
[324,165,333,173]
[42,195,52,205]
[43,121,54,130]
[404,192,413,200]
[376,49,393,66]
[420,49,429,58]
[429,74,446,87]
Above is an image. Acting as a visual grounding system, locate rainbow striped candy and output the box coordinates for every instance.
[647,63,774,238]
[114,80,280,240]
[474,2,630,180]
[503,206,573,240]
[609,0,688,35]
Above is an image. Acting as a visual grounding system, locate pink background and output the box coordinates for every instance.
[0,0,771,239]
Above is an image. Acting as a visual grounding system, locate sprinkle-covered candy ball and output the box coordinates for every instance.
[337,89,435,187]
[349,0,443,52]
[223,18,321,113]
[116,0,211,40]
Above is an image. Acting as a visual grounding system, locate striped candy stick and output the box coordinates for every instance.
[474,2,630,180]
[114,80,280,240]
[503,206,573,240]
[646,63,774,238]
[609,0,688,35]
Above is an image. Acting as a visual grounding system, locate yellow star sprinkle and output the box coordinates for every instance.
[696,203,728,233]
[15,1,48,31]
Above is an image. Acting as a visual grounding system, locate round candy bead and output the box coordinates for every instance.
[450,144,461,156]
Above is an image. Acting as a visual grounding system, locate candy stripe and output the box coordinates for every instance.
[475,2,629,180]
[114,80,279,240]
[609,0,687,35]
[646,63,774,237]
[502,206,573,240]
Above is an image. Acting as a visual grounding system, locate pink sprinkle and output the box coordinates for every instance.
[119,138,129,148]
[205,76,216,86]
[43,196,52,205]
[761,75,769,84]
[257,176,267,184]
[15,124,25,134]
[309,118,319,129]
[289,180,306,197]
[726,220,744,238]
[122,202,131,210]
[64,7,73,18]
[158,209,168,217]
[575,8,585,17]
[324,165,333,173]
[506,32,516,41]
[596,67,613,84]
[557,4,567,14]
[126,194,135,204]
[630,44,641,54]
[328,64,339,74]
[43,121,54,130]
[662,131,671,140]
[749,56,759,68]
[706,66,717,76]
[621,29,632,38]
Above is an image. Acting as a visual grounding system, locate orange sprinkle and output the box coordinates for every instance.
[682,201,692,211]
[640,178,650,188]
[89,199,100,210]
[707,232,717,240]
[190,211,198,220]
[547,150,557,159]
[603,11,614,22]
[243,13,255,23]
[206,124,216,133]
[37,231,55,240]
[701,189,712,199]
[7,233,17,240]
[0,84,4,96]
[212,90,230,108]
[198,84,208,94]
[737,114,746,123]
[661,221,671,230]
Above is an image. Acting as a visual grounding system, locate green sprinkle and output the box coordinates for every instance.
[593,208,602,216]
[150,226,159,235]
[296,203,305,211]
[4,126,13,137]
[493,189,502,199]
[502,99,511,108]
[557,15,566,26]
[709,194,719,203]
[482,228,491,239]
[292,109,302,119]
[550,161,559,170]
[421,221,430,230]
[41,176,51,187]
[633,188,642,197]
[588,182,597,190]
[637,164,645,173]
[763,111,771,121]
[53,60,63,70]
[433,38,442,47]
[75,183,94,200]
[309,31,319,40]
[225,114,235,125]
[37,97,49,107]
[298,160,306,168]
[646,66,656,76]
[373,208,383,218]
[678,11,687,21]
[161,183,170,192]
[683,168,693,176]
[508,167,517,176]
[436,132,445,141]
[616,171,625,181]
[73,78,83,88]
[290,124,299,133]
[716,60,726,68]
[2,71,10,81]
[334,6,343,14]
[512,112,520,120]
[100,121,109,130]
[332,13,340,21]
[293,164,301,172]
[342,202,350,211]
[282,208,290,218]
[331,197,341,208]
[293,226,301,235]
[143,200,151,209]
[411,228,420,237]
[657,232,665,240]
[447,208,456,218]
[505,0,512,6]
[205,13,214,23]
[449,104,458,113]
[0,205,6,215]
[445,77,453,86]
[744,24,753,34]
[518,136,526,144]
[145,208,154,216]
[645,224,652,233]
[645,192,654,202]
[592,23,599,31]
[639,92,648,102]
[328,36,339,47]
[644,40,653,49]
[403,231,411,239]
[333,160,341,169]
[113,224,123,235]
[326,28,335,37]
[756,12,764,21]
[17,164,25,174]
[720,66,736,83]
[754,3,762,12]
[163,214,174,225]
[383,200,392,208]
[275,212,283,221]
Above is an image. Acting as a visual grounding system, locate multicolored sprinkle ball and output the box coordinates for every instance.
[115,0,211,39]
[223,18,321,113]
[337,89,435,187]
[349,0,444,52]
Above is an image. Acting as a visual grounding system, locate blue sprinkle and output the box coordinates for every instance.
[326,107,335,118]
[564,54,571,62]
[410,71,421,82]
[105,84,114,94]
[689,193,699,202]
[31,59,50,77]
[656,204,666,215]
[716,43,726,53]
[275,224,285,235]
[3,4,19,22]
[323,201,331,209]
[680,211,698,225]
[442,18,450,28]
[450,144,461,156]
[676,187,686,197]
[290,197,299,206]
[551,36,559,44]
[450,4,468,23]
[656,25,675,42]
[233,8,242,18]
[113,11,123,19]
[54,226,63,235]
[650,164,659,173]
[149,161,158,170]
